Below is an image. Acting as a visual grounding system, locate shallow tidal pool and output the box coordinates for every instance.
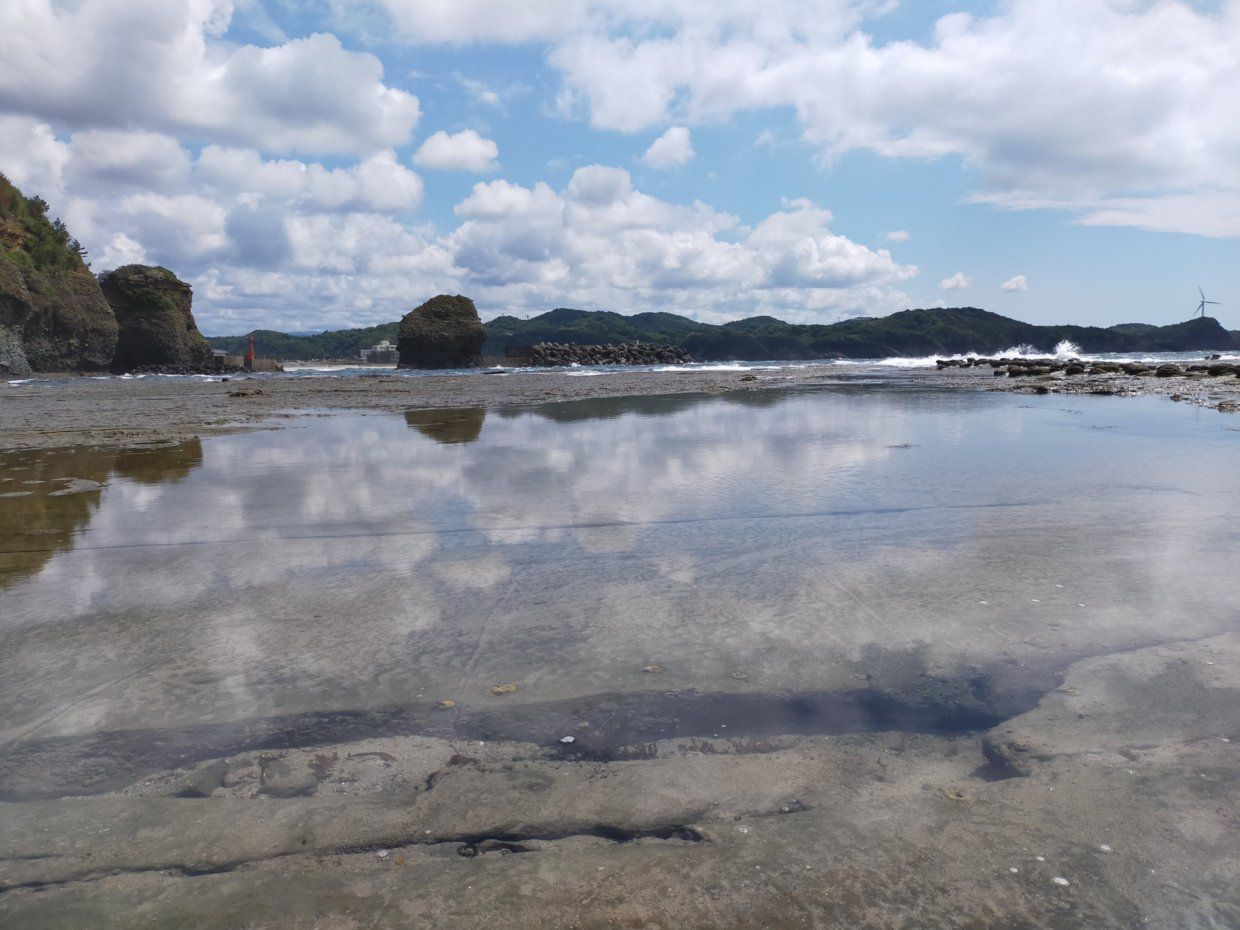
[2,385,1236,797]
[1,385,1239,929]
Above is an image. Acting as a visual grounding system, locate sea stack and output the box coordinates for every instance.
[0,175,118,376]
[99,265,213,372]
[397,294,486,369]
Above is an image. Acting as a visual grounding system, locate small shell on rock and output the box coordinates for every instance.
[376,850,389,859]
[1052,876,1070,887]
[730,671,749,681]
[1098,844,1113,853]
[559,736,576,744]
[436,699,456,709]
[489,683,518,696]
[641,665,663,674]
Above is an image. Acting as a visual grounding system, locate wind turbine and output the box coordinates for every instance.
[1196,285,1221,318]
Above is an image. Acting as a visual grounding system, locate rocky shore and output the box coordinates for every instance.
[2,634,1236,929]
[932,354,1240,412]
[3,358,1240,453]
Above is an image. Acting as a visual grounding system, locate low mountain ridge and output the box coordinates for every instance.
[210,306,1239,362]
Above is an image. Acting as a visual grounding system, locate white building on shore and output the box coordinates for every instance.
[359,340,398,363]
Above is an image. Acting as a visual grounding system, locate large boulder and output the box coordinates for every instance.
[397,295,485,369]
[99,265,212,372]
[0,176,118,375]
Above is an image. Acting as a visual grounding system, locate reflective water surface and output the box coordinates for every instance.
[1,387,1237,800]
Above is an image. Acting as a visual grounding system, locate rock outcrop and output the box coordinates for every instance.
[98,265,212,372]
[397,295,486,369]
[0,175,118,375]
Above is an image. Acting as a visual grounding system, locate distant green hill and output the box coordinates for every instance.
[209,307,1239,362]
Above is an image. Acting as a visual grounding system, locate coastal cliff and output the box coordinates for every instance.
[0,175,117,375]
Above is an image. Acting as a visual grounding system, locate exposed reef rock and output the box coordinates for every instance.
[0,175,117,375]
[529,342,692,367]
[397,295,486,369]
[934,355,1240,381]
[99,265,212,372]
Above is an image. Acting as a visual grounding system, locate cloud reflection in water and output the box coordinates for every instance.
[1,389,1236,747]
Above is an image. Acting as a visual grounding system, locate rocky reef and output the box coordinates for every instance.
[529,342,692,367]
[397,295,486,369]
[99,265,212,373]
[935,355,1240,380]
[0,175,118,376]
[935,354,1240,411]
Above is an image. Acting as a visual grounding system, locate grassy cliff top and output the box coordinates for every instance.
[0,174,92,277]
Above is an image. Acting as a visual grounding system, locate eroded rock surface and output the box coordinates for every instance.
[2,638,1238,928]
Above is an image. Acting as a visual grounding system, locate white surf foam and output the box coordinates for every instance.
[651,363,779,372]
[282,364,394,372]
[869,340,1092,368]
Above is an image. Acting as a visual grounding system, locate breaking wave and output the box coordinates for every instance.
[870,340,1089,368]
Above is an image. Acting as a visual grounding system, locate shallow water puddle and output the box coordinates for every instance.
[1,388,1236,798]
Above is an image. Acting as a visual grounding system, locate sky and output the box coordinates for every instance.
[0,0,1237,336]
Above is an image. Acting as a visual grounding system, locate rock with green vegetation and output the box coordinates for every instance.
[397,294,486,369]
[0,174,117,375]
[99,265,212,372]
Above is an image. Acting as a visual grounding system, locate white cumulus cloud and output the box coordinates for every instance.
[939,272,971,292]
[1001,275,1029,292]
[882,230,910,243]
[642,126,694,169]
[442,168,916,320]
[0,1,420,156]
[413,130,500,172]
[465,0,1240,238]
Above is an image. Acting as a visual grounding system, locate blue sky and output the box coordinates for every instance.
[0,0,1236,335]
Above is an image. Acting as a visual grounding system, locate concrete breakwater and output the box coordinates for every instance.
[529,342,692,367]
